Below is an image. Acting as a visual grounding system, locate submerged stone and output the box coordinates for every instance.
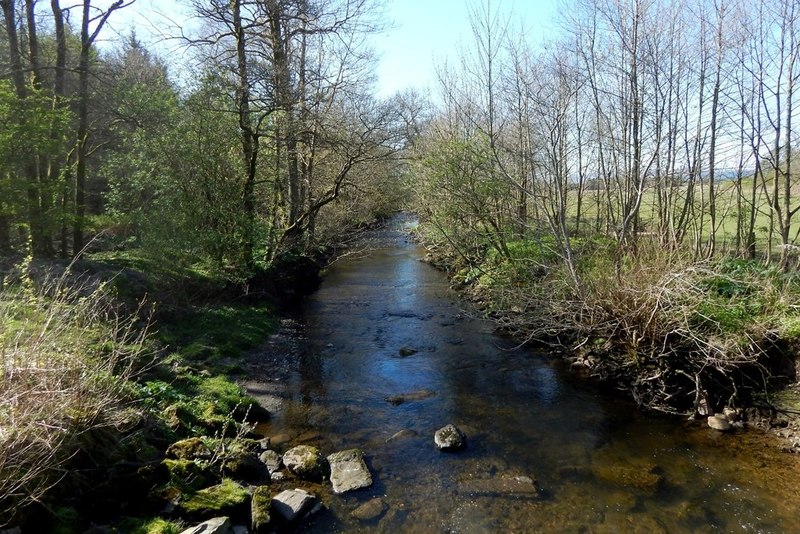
[592,464,664,493]
[435,424,466,451]
[351,497,388,521]
[386,429,418,443]
[457,475,541,497]
[386,389,436,406]
[327,448,372,493]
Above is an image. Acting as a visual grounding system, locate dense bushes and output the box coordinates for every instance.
[421,229,800,415]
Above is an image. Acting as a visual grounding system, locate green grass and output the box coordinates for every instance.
[156,303,277,365]
[567,175,800,255]
[113,517,182,534]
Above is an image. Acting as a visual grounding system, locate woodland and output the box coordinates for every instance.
[1,0,800,531]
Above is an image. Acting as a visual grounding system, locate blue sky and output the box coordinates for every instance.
[98,0,560,97]
[374,0,560,97]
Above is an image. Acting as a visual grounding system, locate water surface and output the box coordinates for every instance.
[246,216,800,533]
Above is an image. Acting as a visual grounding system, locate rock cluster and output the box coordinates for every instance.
[166,436,375,533]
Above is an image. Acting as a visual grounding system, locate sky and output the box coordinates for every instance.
[95,0,561,98]
[371,0,560,97]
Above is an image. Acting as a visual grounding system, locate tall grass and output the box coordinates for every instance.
[475,236,800,414]
[0,254,150,522]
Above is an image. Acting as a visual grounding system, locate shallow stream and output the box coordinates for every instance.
[245,215,800,533]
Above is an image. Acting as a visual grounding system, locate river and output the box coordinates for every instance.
[245,215,800,533]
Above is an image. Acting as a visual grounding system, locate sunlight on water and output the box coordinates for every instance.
[246,215,800,533]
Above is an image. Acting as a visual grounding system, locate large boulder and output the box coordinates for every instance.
[327,449,372,494]
[222,451,269,482]
[434,424,466,451]
[163,459,215,491]
[271,488,319,523]
[283,445,326,480]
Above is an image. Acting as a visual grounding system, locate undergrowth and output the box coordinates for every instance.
[0,253,151,522]
[425,228,800,415]
[0,249,279,529]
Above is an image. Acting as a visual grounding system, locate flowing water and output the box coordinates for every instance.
[245,215,800,533]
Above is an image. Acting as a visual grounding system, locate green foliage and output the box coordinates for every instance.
[415,133,515,264]
[0,80,73,248]
[114,517,182,534]
[179,478,250,516]
[51,507,80,534]
[103,73,270,274]
[139,374,252,434]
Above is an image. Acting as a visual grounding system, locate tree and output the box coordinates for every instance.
[73,0,135,256]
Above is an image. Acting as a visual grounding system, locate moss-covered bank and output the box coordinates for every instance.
[0,250,323,532]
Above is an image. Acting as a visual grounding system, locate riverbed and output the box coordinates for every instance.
[245,215,800,532]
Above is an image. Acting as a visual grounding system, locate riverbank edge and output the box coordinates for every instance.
[0,249,329,532]
[410,231,800,454]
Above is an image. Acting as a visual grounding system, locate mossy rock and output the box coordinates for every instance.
[162,459,215,491]
[222,450,269,482]
[166,437,212,461]
[113,516,182,534]
[282,445,327,481]
[162,404,192,433]
[251,485,271,533]
[178,478,250,521]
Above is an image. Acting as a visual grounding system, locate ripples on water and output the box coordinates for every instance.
[246,215,800,533]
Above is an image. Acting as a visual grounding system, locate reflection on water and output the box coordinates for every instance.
[246,215,800,533]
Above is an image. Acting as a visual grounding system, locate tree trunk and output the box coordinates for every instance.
[1,0,48,255]
[232,0,258,271]
[73,0,125,257]
[50,0,68,256]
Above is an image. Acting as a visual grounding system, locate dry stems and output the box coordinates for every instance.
[490,248,789,414]
[0,259,150,522]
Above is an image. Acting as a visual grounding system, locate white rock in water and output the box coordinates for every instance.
[327,448,373,494]
[708,414,732,431]
[434,424,466,451]
[259,449,282,475]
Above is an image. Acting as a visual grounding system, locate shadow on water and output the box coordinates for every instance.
[245,214,800,533]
